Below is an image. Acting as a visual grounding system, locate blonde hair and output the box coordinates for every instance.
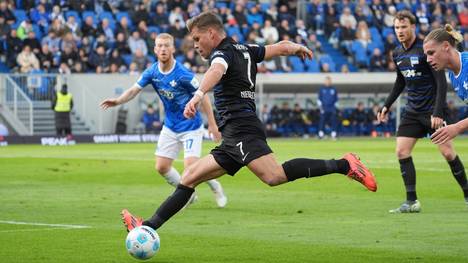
[155,33,174,45]
[424,24,463,47]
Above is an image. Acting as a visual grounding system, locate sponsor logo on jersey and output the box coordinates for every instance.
[233,44,248,51]
[240,91,255,99]
[159,89,174,99]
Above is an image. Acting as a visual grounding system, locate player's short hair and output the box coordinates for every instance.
[155,33,174,45]
[186,11,224,33]
[424,24,463,47]
[394,10,416,25]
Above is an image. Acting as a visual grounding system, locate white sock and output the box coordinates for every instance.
[205,179,221,193]
[162,167,181,187]
[331,131,337,138]
[318,131,324,137]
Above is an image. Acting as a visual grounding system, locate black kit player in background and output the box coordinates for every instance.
[377,10,468,213]
[121,11,378,232]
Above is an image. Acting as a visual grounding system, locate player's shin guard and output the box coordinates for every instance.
[282,158,349,182]
[143,184,194,230]
[399,157,417,201]
[448,155,468,198]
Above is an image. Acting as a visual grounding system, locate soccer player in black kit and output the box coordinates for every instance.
[121,11,377,232]
[377,11,468,213]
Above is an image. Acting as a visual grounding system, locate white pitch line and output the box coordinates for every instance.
[0,220,91,229]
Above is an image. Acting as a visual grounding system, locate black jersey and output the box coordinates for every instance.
[384,38,446,117]
[208,37,265,128]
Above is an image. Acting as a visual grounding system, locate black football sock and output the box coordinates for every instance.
[143,184,194,230]
[448,155,468,198]
[399,157,417,201]
[282,158,350,182]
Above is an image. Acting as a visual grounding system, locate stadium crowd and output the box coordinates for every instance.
[0,0,467,75]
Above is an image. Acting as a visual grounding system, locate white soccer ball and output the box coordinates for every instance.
[125,226,160,260]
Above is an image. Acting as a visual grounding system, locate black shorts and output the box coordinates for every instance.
[396,110,452,138]
[211,116,273,176]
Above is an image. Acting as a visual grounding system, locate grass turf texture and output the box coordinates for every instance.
[0,138,467,262]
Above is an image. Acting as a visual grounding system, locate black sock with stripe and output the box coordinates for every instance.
[282,158,349,182]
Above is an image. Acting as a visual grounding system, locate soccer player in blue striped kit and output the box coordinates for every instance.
[377,11,468,212]
[100,33,228,208]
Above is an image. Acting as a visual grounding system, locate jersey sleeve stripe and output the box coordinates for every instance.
[211,57,228,74]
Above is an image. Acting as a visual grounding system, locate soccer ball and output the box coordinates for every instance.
[125,226,160,260]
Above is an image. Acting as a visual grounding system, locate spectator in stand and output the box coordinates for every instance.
[340,7,357,30]
[60,32,77,52]
[0,0,16,25]
[128,31,147,56]
[340,20,355,55]
[187,2,201,18]
[247,5,264,26]
[354,6,368,23]
[291,103,309,136]
[278,102,293,137]
[116,16,131,39]
[295,19,308,40]
[151,3,169,31]
[128,62,140,75]
[233,4,248,31]
[415,7,429,25]
[82,16,97,40]
[444,7,458,26]
[137,20,149,40]
[261,19,279,44]
[355,20,371,48]
[278,5,295,26]
[351,102,372,136]
[168,19,187,41]
[65,15,81,38]
[264,3,278,23]
[131,48,149,72]
[141,104,162,133]
[98,18,115,43]
[459,7,468,27]
[30,3,49,33]
[318,76,338,139]
[49,5,65,25]
[23,31,41,56]
[16,20,34,41]
[384,5,397,28]
[17,45,40,73]
[88,45,108,72]
[72,61,84,73]
[41,30,61,54]
[278,19,295,39]
[60,45,79,68]
[109,49,126,72]
[115,32,131,54]
[133,3,150,26]
[57,62,71,74]
[369,48,386,72]
[6,29,22,69]
[306,33,322,56]
[0,16,10,45]
[324,6,339,38]
[38,44,54,71]
[169,6,185,28]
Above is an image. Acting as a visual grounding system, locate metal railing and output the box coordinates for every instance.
[3,76,34,135]
[8,74,58,101]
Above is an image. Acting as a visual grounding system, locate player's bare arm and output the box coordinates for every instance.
[200,95,222,142]
[264,40,313,61]
[431,118,468,144]
[100,86,141,110]
[184,63,225,118]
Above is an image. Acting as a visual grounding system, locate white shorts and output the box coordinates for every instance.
[155,125,204,160]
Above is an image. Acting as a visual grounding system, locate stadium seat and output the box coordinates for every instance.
[32,24,42,39]
[288,56,305,72]
[305,59,320,72]
[382,27,395,38]
[260,3,271,12]
[319,55,336,72]
[116,11,132,27]
[122,54,133,66]
[13,9,27,23]
[351,41,369,68]
[175,55,185,63]
[148,26,160,34]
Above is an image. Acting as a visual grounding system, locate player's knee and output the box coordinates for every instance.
[441,150,456,161]
[396,147,411,159]
[155,163,170,175]
[260,174,283,187]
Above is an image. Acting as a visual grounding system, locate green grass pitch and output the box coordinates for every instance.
[1,138,467,262]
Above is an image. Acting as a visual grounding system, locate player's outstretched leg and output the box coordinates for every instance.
[205,179,227,208]
[142,155,226,230]
[342,153,377,192]
[121,209,143,232]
